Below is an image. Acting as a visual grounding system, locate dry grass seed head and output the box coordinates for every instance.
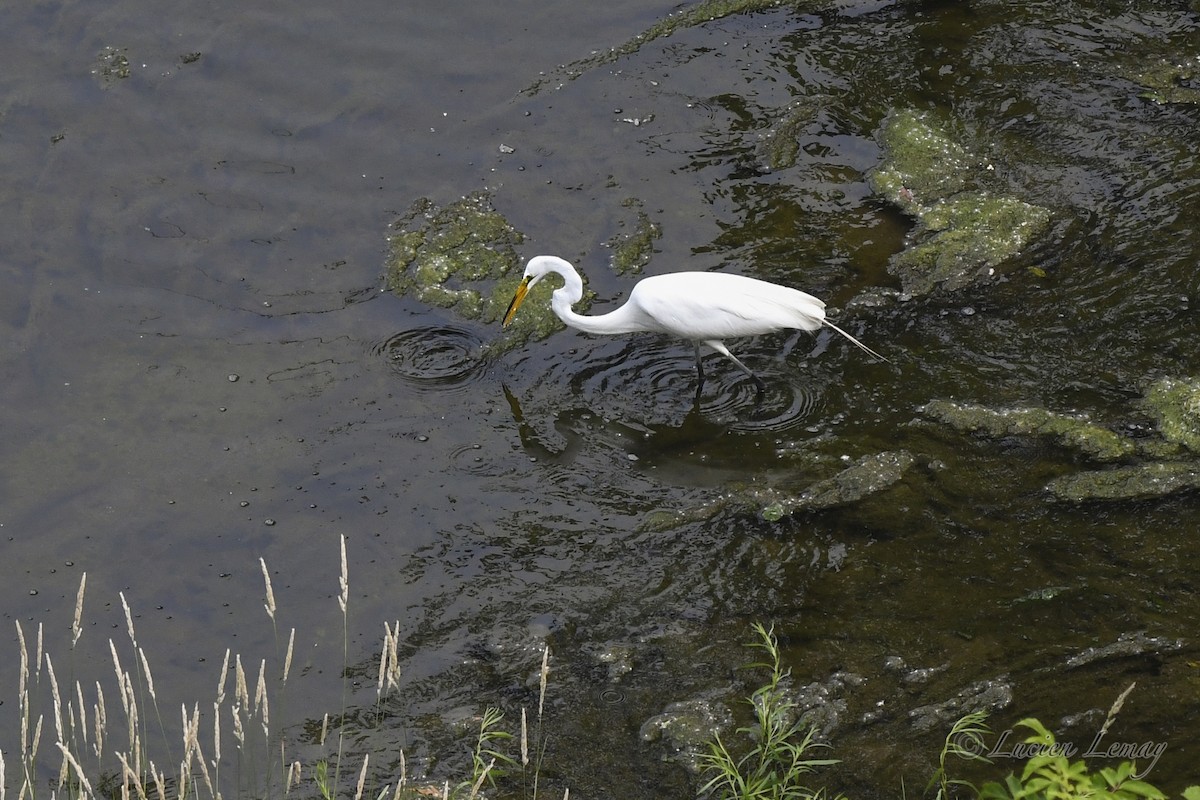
[354,754,369,800]
[538,645,550,719]
[56,743,96,800]
[138,648,158,703]
[260,557,277,623]
[75,681,89,747]
[338,534,349,616]
[520,708,529,767]
[120,593,138,649]
[283,628,295,684]
[215,649,231,707]
[72,573,87,648]
[94,682,108,758]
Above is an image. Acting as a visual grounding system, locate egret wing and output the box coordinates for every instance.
[628,272,826,340]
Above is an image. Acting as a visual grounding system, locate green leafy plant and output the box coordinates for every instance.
[976,718,1166,800]
[928,710,992,800]
[455,707,518,798]
[698,623,841,800]
[935,683,1200,800]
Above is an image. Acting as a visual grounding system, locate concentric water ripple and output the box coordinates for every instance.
[540,337,827,434]
[713,375,825,433]
[373,326,488,390]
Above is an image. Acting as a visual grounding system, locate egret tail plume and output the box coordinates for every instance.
[822,320,889,363]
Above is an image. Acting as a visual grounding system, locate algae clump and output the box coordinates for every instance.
[1142,376,1200,453]
[870,109,973,212]
[386,192,524,323]
[1047,462,1200,503]
[870,109,1052,296]
[385,192,593,347]
[1122,56,1200,106]
[922,399,1134,462]
[606,198,662,276]
[894,192,1052,296]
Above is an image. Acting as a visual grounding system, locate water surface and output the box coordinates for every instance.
[2,0,1199,796]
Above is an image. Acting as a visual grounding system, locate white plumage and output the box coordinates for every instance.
[503,255,885,389]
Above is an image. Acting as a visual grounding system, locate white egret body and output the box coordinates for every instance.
[503,255,885,389]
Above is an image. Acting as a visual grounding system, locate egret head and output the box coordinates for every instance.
[502,256,565,327]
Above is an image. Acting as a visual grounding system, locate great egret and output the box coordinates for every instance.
[502,255,886,390]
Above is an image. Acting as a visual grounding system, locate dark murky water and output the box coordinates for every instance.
[2,0,1199,797]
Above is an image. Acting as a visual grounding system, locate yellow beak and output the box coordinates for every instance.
[502,277,531,327]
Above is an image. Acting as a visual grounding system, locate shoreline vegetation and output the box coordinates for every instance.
[5,538,1194,800]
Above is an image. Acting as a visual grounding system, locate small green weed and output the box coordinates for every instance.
[698,623,841,800]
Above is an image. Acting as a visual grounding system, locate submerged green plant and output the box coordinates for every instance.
[698,623,840,800]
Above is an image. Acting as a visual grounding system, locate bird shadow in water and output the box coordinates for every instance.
[501,382,736,467]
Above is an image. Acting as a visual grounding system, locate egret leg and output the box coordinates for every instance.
[705,340,766,394]
[692,342,707,401]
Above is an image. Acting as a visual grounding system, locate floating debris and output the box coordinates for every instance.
[94,46,131,87]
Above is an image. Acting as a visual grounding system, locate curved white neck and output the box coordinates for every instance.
[551,288,650,335]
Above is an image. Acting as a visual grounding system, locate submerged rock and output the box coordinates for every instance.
[639,695,733,774]
[1122,55,1200,106]
[1141,376,1200,453]
[761,450,916,520]
[870,109,1052,296]
[1064,631,1184,669]
[641,450,913,530]
[791,671,865,738]
[907,677,1014,733]
[922,399,1134,462]
[1046,462,1200,503]
[522,0,827,94]
[755,96,832,172]
[922,392,1200,502]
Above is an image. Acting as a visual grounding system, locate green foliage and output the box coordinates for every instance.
[698,623,841,800]
[974,719,1167,800]
[933,707,1200,800]
[928,710,992,800]
[314,759,334,800]
[453,707,518,799]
